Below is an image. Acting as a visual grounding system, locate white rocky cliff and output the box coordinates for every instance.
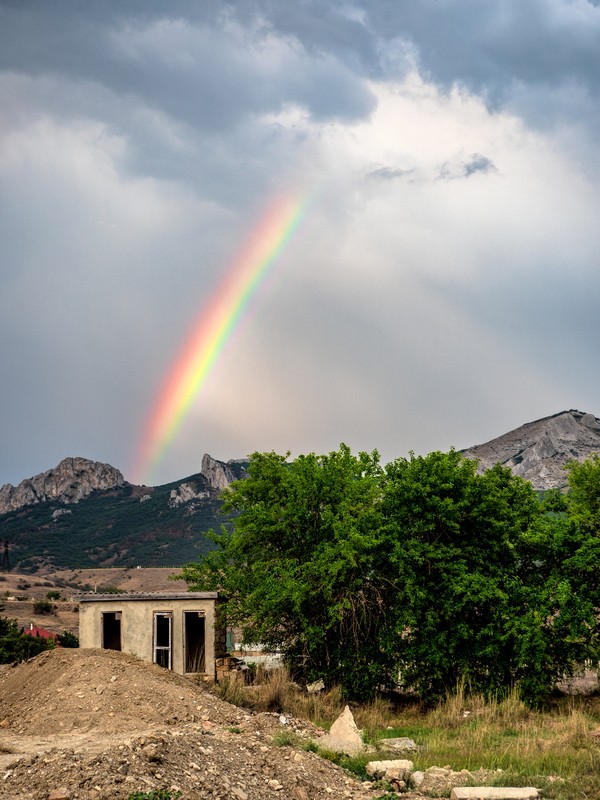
[462,409,600,490]
[0,457,125,514]
[200,453,236,491]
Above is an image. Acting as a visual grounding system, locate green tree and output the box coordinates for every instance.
[182,446,598,703]
[0,617,55,663]
[181,445,397,696]
[381,451,598,703]
[565,454,600,533]
[57,630,79,648]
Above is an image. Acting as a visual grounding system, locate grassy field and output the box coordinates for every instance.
[218,670,600,799]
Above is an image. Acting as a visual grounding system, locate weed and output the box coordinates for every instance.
[127,791,182,800]
[271,729,300,747]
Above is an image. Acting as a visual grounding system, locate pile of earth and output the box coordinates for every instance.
[0,649,421,800]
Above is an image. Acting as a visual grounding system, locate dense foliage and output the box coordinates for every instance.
[0,616,55,663]
[182,446,600,704]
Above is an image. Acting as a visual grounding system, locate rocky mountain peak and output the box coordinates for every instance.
[462,409,600,490]
[200,454,236,491]
[0,457,125,514]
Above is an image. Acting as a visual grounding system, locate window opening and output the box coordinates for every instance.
[102,612,122,651]
[184,611,206,673]
[153,612,172,669]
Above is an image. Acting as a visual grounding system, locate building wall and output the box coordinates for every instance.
[79,596,221,676]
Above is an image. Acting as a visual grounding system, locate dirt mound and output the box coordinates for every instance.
[0,650,401,799]
[2,726,377,800]
[0,648,246,736]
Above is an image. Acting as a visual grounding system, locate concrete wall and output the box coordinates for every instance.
[79,595,221,676]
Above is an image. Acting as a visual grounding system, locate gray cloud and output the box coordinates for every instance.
[438,153,498,181]
[0,0,598,488]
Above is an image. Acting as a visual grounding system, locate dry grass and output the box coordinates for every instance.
[217,666,345,728]
[217,670,600,799]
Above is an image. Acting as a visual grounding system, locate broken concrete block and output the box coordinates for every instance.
[450,789,540,800]
[365,759,414,781]
[409,770,425,789]
[379,736,419,754]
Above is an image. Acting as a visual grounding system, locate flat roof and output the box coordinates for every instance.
[77,591,218,602]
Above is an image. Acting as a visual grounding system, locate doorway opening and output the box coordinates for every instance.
[153,612,172,669]
[102,612,122,651]
[184,611,206,673]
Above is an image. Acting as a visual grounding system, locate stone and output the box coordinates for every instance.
[365,759,413,781]
[379,736,419,754]
[409,770,425,789]
[306,679,325,693]
[169,482,209,508]
[450,789,539,800]
[316,705,364,755]
[48,789,72,800]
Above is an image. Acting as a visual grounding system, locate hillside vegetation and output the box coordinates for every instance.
[1,477,223,572]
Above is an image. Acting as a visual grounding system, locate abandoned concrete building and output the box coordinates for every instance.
[78,592,226,677]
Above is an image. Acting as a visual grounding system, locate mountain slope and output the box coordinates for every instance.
[461,409,600,490]
[0,455,247,573]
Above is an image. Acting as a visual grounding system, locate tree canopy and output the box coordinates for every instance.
[181,446,600,704]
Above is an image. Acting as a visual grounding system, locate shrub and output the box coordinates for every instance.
[33,599,53,615]
[0,616,55,663]
[57,630,79,648]
[46,590,61,600]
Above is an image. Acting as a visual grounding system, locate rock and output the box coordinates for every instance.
[450,789,539,800]
[420,766,500,796]
[168,482,210,508]
[379,736,419,754]
[306,679,325,693]
[409,770,425,789]
[0,457,124,513]
[461,409,600,490]
[316,705,364,755]
[201,454,235,491]
[48,789,71,800]
[366,759,413,781]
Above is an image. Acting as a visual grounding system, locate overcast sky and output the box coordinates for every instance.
[1,0,599,487]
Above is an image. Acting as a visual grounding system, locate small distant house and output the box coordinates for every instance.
[24,623,58,642]
[78,592,226,678]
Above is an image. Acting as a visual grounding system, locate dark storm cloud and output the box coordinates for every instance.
[0,1,376,132]
[244,0,600,129]
[1,0,599,488]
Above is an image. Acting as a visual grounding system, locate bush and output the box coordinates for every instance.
[0,616,55,663]
[57,630,79,648]
[46,590,61,600]
[33,599,53,615]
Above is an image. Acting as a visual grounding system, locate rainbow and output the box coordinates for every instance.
[133,194,309,485]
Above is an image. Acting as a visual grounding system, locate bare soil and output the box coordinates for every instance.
[0,568,182,637]
[47,568,183,594]
[0,648,420,800]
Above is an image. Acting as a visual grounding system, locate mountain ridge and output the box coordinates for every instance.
[461,408,600,490]
[2,410,599,571]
